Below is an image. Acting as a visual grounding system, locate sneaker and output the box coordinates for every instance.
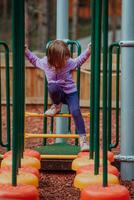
[45,103,62,116]
[79,135,89,152]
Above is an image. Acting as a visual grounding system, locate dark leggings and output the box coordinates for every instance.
[48,83,86,135]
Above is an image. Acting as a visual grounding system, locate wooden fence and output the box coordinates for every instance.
[0,53,120,107]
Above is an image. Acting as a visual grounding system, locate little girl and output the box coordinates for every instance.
[25,40,91,151]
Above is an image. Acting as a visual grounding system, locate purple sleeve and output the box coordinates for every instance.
[25,49,47,71]
[68,49,91,70]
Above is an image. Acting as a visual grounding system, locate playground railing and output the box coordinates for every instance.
[43,39,82,145]
[108,42,120,150]
[0,41,11,151]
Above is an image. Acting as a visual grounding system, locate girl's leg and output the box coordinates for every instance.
[48,83,65,104]
[65,92,89,151]
[45,83,65,115]
[65,92,85,134]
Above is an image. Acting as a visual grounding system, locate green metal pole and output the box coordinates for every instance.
[12,0,25,185]
[20,24,25,157]
[43,74,48,145]
[0,48,2,149]
[74,41,81,146]
[94,0,102,175]
[102,0,109,187]
[90,0,96,159]
[43,41,52,145]
[68,44,74,134]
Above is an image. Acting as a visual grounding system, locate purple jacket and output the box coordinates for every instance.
[25,49,90,94]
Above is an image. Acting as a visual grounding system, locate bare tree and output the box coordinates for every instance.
[110,0,117,41]
[2,0,8,40]
[72,0,79,40]
[49,0,56,40]
[37,0,49,50]
[25,0,30,46]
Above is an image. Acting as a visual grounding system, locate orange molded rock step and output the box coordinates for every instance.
[81,185,130,200]
[0,171,38,187]
[3,149,41,160]
[0,184,38,200]
[72,157,110,171]
[0,166,40,178]
[74,173,119,190]
[1,156,41,170]
[77,164,119,177]
[78,151,114,162]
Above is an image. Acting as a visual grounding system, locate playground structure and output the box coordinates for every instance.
[0,0,134,199]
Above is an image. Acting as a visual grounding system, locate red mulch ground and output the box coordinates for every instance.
[0,105,134,200]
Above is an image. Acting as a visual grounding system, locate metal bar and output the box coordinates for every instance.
[50,117,54,134]
[0,153,78,160]
[76,41,81,98]
[72,40,81,146]
[90,0,96,159]
[115,155,134,162]
[46,42,54,135]
[94,0,102,175]
[41,155,77,159]
[43,41,53,143]
[12,0,25,186]
[115,47,120,147]
[107,42,120,150]
[107,45,113,150]
[0,42,11,150]
[43,77,48,145]
[68,44,74,134]
[119,40,134,47]
[56,0,69,144]
[25,112,90,118]
[102,0,109,187]
[110,46,120,149]
[25,133,85,138]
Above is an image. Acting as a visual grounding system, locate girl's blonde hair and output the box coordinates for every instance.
[47,40,70,70]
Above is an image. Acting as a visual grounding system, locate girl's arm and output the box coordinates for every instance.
[69,44,91,70]
[25,47,46,71]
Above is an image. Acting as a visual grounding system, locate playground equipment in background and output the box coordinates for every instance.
[24,39,90,160]
[0,0,40,199]
[72,0,130,199]
[24,38,120,161]
[0,0,132,199]
[0,41,11,151]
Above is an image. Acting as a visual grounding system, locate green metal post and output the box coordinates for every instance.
[102,0,109,187]
[43,41,52,145]
[0,42,11,150]
[73,41,81,146]
[50,117,54,134]
[12,0,25,185]
[43,74,48,145]
[94,0,102,175]
[68,44,74,134]
[90,0,96,159]
[67,40,81,145]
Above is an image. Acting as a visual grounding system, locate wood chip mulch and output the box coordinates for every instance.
[0,105,134,199]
